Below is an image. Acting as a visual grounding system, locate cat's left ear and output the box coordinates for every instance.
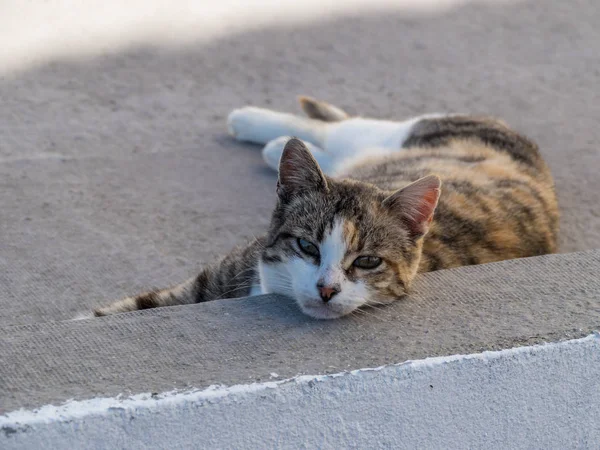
[382,175,441,239]
[277,138,328,200]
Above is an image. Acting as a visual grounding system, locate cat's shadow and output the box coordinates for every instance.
[213,135,277,178]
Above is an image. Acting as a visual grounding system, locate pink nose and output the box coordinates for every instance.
[318,284,340,302]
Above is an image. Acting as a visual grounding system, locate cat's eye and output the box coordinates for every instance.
[297,238,319,257]
[352,256,382,270]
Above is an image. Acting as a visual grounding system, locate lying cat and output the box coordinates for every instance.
[93,96,558,319]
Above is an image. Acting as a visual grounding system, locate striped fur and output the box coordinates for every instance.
[94,239,264,316]
[92,98,558,319]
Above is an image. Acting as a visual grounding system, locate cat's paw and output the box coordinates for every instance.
[227,107,273,143]
[262,136,291,171]
[262,137,335,175]
[227,106,304,145]
[227,107,253,140]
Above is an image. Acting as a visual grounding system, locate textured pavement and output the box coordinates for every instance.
[3,250,600,412]
[1,0,599,410]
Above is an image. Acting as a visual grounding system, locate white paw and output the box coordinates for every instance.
[262,136,291,171]
[227,107,253,139]
[227,107,282,144]
[262,137,335,175]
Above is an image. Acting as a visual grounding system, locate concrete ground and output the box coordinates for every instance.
[1,0,599,420]
[4,335,600,449]
[3,249,600,412]
[1,0,600,326]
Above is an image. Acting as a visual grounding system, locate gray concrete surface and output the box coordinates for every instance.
[3,334,600,449]
[2,249,599,413]
[1,0,599,328]
[2,4,600,446]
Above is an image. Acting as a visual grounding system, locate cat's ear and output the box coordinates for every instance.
[382,175,441,239]
[277,138,328,199]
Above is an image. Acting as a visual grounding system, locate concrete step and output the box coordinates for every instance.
[3,249,600,413]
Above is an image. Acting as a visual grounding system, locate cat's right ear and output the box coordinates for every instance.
[277,138,328,199]
[382,175,441,239]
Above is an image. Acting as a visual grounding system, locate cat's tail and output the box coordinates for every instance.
[298,95,349,122]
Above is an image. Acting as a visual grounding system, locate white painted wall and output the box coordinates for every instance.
[3,333,599,449]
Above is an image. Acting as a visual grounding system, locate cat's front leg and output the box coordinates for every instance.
[227,107,327,147]
[92,276,200,316]
[90,238,266,317]
[262,136,335,175]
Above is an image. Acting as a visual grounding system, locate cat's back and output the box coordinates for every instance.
[343,115,559,271]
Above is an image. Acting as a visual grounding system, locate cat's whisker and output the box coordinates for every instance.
[213,277,295,301]
[354,306,385,320]
[249,234,268,250]
[348,310,363,320]
[365,300,392,308]
[350,307,386,322]
[364,306,389,317]
[229,262,271,283]
[214,283,260,300]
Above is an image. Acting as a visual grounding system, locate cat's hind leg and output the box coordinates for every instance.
[228,107,327,147]
[262,136,335,175]
[298,95,349,122]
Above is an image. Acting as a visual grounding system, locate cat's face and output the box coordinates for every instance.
[259,139,440,319]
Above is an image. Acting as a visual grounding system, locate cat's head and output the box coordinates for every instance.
[259,139,441,319]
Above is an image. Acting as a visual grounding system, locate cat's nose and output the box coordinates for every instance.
[317,283,340,302]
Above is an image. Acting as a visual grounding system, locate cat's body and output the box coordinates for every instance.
[92,97,558,319]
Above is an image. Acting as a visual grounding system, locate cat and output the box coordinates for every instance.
[92,96,559,319]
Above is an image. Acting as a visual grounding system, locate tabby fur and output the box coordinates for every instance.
[92,96,558,319]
